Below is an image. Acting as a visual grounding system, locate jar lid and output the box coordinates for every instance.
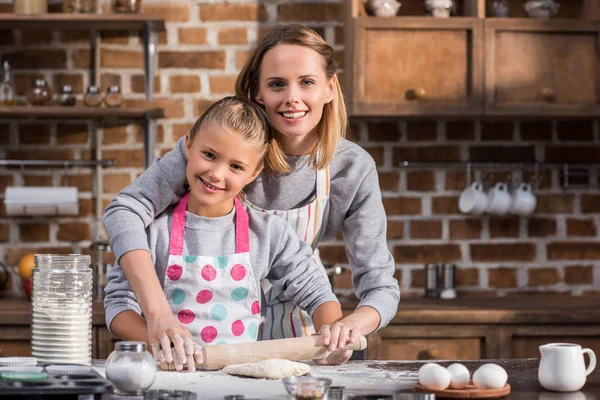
[116,341,146,352]
[61,85,73,94]
[107,85,121,94]
[86,85,100,94]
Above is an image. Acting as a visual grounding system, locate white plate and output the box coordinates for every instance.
[0,357,37,366]
[32,314,91,322]
[46,365,92,374]
[32,331,91,339]
[31,324,90,331]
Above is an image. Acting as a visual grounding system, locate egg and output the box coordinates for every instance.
[446,363,470,389]
[418,363,451,390]
[472,363,508,389]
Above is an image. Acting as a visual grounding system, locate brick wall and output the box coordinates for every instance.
[0,0,598,298]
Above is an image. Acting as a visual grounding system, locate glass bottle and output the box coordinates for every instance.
[63,0,97,13]
[27,79,52,106]
[112,0,142,13]
[14,0,47,14]
[31,254,93,365]
[58,85,76,106]
[105,341,156,395]
[83,85,103,107]
[104,85,123,108]
[0,61,16,106]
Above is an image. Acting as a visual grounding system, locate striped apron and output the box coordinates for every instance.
[245,167,330,339]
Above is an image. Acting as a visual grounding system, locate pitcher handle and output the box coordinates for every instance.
[583,348,597,376]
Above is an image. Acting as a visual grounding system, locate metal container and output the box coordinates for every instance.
[424,264,438,299]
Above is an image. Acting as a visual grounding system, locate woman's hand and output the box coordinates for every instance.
[312,321,361,365]
[146,313,202,372]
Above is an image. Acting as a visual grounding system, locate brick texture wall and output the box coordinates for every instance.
[1,0,598,299]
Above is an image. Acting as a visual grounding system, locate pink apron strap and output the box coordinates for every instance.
[168,192,189,255]
[234,197,250,254]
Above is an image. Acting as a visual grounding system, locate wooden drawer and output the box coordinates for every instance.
[347,17,484,117]
[511,326,600,358]
[0,326,31,357]
[485,19,600,116]
[368,325,486,361]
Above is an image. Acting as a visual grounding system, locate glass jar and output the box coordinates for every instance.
[112,0,142,13]
[31,254,93,365]
[104,85,123,108]
[0,61,16,106]
[106,341,156,395]
[83,85,103,107]
[58,85,76,106]
[27,79,52,106]
[14,0,47,14]
[63,0,97,13]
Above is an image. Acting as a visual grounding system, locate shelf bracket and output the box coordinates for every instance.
[143,116,157,168]
[143,22,157,103]
[90,30,100,87]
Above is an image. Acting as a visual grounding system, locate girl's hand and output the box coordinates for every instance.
[146,314,202,372]
[312,322,361,365]
[157,342,203,371]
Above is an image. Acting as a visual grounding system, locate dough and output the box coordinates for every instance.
[220,359,311,379]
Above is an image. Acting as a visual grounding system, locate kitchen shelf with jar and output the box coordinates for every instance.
[345,0,600,118]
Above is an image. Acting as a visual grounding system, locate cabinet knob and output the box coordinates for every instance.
[417,348,439,360]
[541,87,555,101]
[406,88,427,101]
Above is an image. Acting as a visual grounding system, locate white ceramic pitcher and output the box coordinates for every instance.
[538,343,597,392]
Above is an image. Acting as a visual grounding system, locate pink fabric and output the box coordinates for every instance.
[169,194,249,255]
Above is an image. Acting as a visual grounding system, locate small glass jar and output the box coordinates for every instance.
[58,85,76,106]
[63,0,97,13]
[104,85,123,108]
[106,341,156,395]
[83,85,103,107]
[112,0,142,13]
[27,79,52,106]
[14,0,47,14]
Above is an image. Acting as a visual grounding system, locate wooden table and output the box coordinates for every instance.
[93,358,600,400]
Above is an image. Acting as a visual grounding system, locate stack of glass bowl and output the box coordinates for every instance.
[31,254,93,365]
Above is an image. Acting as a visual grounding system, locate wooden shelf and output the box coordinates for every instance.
[0,13,165,30]
[0,106,164,119]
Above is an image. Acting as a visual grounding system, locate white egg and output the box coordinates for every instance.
[446,363,470,389]
[418,363,451,390]
[472,363,508,389]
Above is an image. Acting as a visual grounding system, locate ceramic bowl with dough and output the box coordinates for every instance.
[282,375,332,400]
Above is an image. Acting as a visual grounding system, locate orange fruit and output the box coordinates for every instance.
[18,253,36,280]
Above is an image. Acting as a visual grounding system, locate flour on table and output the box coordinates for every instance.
[220,359,310,379]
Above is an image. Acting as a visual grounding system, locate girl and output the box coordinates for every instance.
[104,97,354,372]
[103,24,399,363]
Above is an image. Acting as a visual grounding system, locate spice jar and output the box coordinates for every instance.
[83,85,102,107]
[27,79,52,106]
[104,85,123,108]
[106,341,156,395]
[58,85,76,106]
[14,0,47,14]
[112,0,142,13]
[63,0,96,13]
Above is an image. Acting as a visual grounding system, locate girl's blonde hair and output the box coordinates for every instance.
[235,24,347,173]
[189,96,270,170]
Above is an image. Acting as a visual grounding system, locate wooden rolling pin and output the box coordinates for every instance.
[201,335,367,370]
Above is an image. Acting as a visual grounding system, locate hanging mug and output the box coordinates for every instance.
[486,182,512,216]
[511,182,537,216]
[458,182,488,215]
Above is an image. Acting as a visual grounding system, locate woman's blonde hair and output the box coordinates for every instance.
[189,96,270,170]
[235,24,347,173]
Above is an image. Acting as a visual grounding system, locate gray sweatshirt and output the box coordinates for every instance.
[104,204,339,331]
[103,137,400,330]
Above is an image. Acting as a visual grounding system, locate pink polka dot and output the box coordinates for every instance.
[166,264,183,281]
[201,326,218,343]
[177,309,195,324]
[231,320,245,337]
[251,301,261,315]
[230,264,246,281]
[196,290,213,304]
[202,264,217,281]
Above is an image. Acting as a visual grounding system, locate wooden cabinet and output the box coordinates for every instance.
[97,326,119,359]
[485,19,600,117]
[0,326,31,357]
[347,17,484,116]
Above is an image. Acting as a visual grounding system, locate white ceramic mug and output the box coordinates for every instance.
[458,182,488,215]
[486,182,512,216]
[511,182,537,216]
[538,343,597,392]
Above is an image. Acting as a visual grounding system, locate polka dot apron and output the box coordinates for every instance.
[163,193,262,345]
[245,167,330,339]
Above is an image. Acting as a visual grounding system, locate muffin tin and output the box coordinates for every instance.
[0,365,112,398]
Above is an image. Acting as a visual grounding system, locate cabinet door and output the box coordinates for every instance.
[485,19,600,116]
[368,325,486,360]
[511,326,600,358]
[0,326,31,357]
[347,17,484,116]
